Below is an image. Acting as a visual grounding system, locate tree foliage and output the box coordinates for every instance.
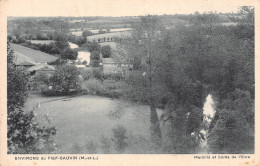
[90,51,101,67]
[7,43,57,154]
[82,30,93,39]
[60,47,78,60]
[53,32,69,52]
[51,64,81,92]
[84,41,101,52]
[101,45,111,58]
[121,9,254,153]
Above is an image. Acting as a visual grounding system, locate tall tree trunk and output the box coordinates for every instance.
[149,102,162,150]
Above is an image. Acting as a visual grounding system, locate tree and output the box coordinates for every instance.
[208,90,254,153]
[99,29,106,34]
[7,43,29,112]
[206,8,255,153]
[84,41,101,52]
[7,43,57,154]
[90,51,101,67]
[101,45,111,58]
[82,60,88,65]
[60,47,78,60]
[82,30,93,41]
[51,64,81,92]
[53,32,69,52]
[122,15,165,149]
[120,13,254,153]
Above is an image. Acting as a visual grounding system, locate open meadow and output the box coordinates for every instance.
[24,94,164,153]
[29,40,54,45]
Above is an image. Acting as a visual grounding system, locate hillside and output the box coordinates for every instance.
[10,43,58,63]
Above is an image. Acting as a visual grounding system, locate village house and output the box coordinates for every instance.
[16,60,36,68]
[28,62,55,76]
[101,58,132,76]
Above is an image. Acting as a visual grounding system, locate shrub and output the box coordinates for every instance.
[92,68,103,80]
[103,73,122,81]
[83,41,101,52]
[90,51,101,67]
[60,47,78,60]
[80,69,94,80]
[82,78,121,98]
[101,45,111,58]
[82,78,104,94]
[7,43,57,154]
[34,72,51,86]
[50,64,81,93]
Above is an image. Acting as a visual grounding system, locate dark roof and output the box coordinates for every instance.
[17,60,36,66]
[28,63,55,72]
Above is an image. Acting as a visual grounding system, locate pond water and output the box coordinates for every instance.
[203,94,215,120]
[200,94,216,153]
[68,42,79,49]
[77,51,91,65]
[68,42,90,65]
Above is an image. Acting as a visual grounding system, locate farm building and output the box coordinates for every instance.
[28,62,55,76]
[16,60,36,68]
[75,65,86,69]
[102,58,122,75]
[102,58,132,76]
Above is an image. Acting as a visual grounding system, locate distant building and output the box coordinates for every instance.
[16,60,36,68]
[102,58,132,75]
[75,65,86,69]
[102,58,121,75]
[28,62,55,76]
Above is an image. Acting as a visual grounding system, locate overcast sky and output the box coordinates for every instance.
[1,0,255,17]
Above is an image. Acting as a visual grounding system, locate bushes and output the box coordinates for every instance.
[51,65,81,92]
[101,45,111,58]
[92,68,103,80]
[90,51,101,67]
[7,43,57,154]
[103,73,122,81]
[207,89,254,154]
[38,64,82,96]
[80,69,94,80]
[83,41,101,52]
[60,47,78,60]
[82,78,104,95]
[82,78,121,98]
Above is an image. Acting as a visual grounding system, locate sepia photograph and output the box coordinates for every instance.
[6,7,255,154]
[1,0,259,165]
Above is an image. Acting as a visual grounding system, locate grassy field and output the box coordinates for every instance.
[100,42,117,50]
[11,43,58,63]
[87,31,131,42]
[29,40,54,44]
[71,28,131,37]
[25,94,164,153]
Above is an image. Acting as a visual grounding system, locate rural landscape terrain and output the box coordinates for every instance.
[7,7,254,154]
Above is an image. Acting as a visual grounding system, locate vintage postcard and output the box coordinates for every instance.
[0,0,259,165]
